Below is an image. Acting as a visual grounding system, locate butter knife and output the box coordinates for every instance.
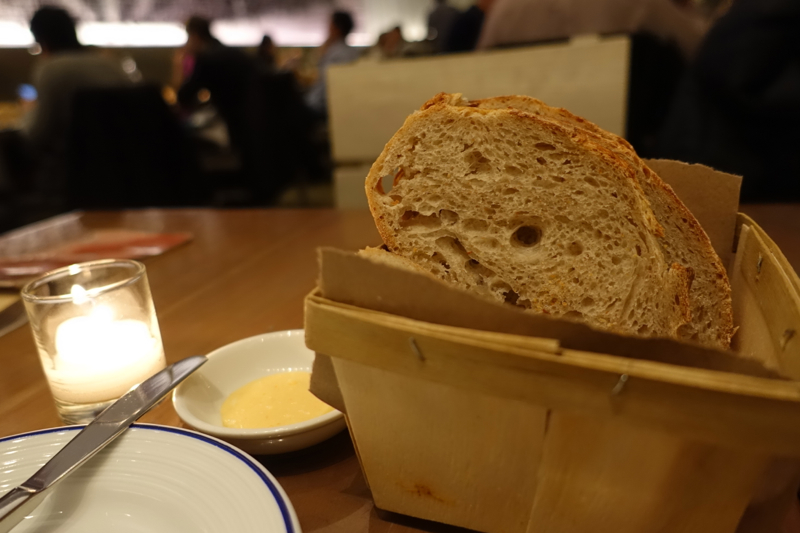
[0,355,207,533]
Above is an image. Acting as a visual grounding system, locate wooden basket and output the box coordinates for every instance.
[305,214,800,533]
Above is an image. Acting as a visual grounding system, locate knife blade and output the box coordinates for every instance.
[0,355,207,532]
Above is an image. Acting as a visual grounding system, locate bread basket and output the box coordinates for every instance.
[304,160,800,533]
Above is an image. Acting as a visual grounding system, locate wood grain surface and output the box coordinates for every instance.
[0,205,795,533]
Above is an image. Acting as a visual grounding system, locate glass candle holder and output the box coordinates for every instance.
[21,259,166,424]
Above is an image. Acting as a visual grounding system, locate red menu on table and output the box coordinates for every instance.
[0,212,192,288]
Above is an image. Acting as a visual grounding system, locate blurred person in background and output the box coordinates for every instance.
[253,33,324,198]
[256,35,303,76]
[380,26,406,59]
[477,0,707,58]
[20,6,129,215]
[373,26,423,59]
[657,0,800,202]
[475,0,707,158]
[256,35,278,73]
[305,10,361,117]
[445,0,497,53]
[363,30,392,61]
[428,0,460,53]
[173,16,276,203]
[174,16,258,158]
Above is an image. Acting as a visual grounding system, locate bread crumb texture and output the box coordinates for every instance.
[365,93,733,349]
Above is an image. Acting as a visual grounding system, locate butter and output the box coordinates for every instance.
[221,371,333,429]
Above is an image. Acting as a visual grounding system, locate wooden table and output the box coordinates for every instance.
[0,206,798,533]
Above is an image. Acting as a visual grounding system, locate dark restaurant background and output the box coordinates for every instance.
[0,0,445,97]
[0,0,798,234]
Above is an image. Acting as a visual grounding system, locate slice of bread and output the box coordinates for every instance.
[357,246,438,280]
[365,93,734,349]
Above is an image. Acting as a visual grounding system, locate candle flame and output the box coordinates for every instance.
[55,314,154,368]
[91,305,114,323]
[70,284,88,304]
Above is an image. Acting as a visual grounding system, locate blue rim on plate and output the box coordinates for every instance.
[0,423,297,533]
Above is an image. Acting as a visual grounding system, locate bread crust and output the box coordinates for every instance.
[471,94,733,346]
[357,246,439,279]
[365,93,732,348]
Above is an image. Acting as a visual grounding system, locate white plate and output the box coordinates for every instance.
[0,424,301,532]
[173,329,346,455]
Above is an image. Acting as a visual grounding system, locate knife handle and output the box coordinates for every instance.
[0,486,44,533]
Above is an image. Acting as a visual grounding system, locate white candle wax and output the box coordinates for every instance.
[43,305,166,404]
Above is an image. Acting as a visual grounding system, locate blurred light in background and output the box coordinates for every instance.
[0,21,185,47]
[162,86,177,105]
[16,83,36,101]
[121,57,137,74]
[78,23,187,47]
[0,0,466,48]
[0,21,33,46]
[121,56,143,82]
[213,14,328,47]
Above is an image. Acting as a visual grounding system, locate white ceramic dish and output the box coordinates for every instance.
[0,424,301,533]
[173,329,346,455]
